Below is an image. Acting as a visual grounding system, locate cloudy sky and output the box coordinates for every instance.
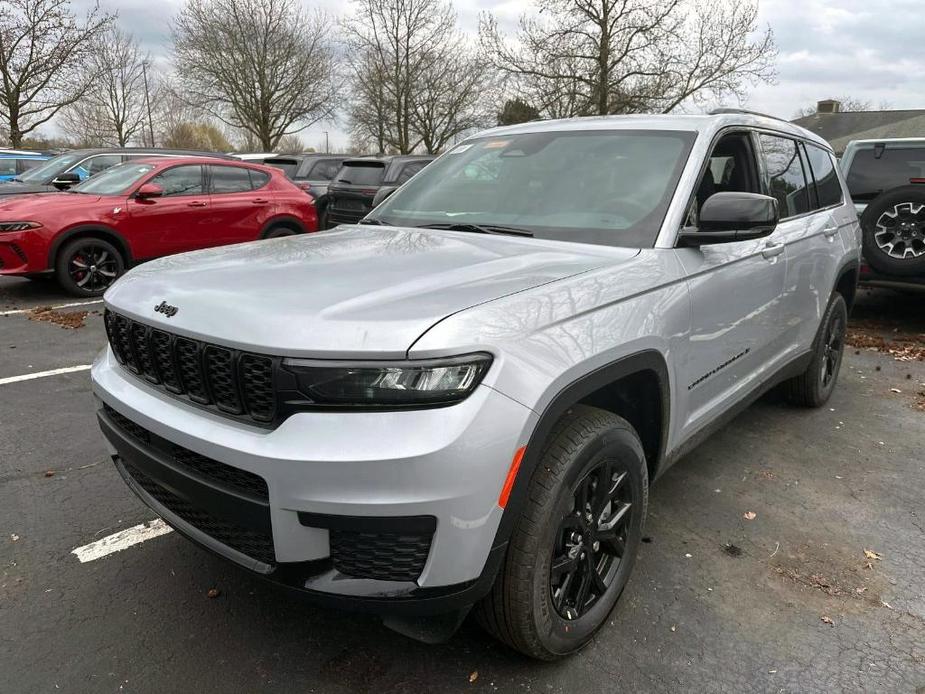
[70,0,925,151]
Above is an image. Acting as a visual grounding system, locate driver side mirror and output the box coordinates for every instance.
[678,192,779,247]
[51,172,81,189]
[135,183,164,200]
[372,185,398,208]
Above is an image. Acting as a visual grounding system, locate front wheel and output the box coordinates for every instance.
[477,405,648,659]
[55,237,125,297]
[785,292,848,407]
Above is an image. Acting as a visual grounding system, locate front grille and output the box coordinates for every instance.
[104,310,278,424]
[124,462,276,565]
[330,530,432,582]
[103,404,269,503]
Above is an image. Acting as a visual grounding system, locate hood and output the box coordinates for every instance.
[0,191,103,217]
[0,181,57,196]
[105,226,638,358]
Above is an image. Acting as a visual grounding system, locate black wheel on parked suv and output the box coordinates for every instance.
[55,237,125,297]
[860,185,925,276]
[477,405,648,660]
[785,292,848,408]
[263,225,297,239]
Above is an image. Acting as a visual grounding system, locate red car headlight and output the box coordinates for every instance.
[0,221,42,232]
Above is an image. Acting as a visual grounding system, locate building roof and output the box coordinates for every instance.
[792,109,925,154]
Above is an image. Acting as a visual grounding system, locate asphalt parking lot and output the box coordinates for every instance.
[1,276,924,693]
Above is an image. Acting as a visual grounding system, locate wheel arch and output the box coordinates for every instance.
[48,224,133,269]
[260,214,308,238]
[834,258,860,314]
[494,350,670,550]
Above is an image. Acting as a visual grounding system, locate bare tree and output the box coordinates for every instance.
[276,133,307,153]
[172,0,339,150]
[0,0,113,146]
[162,121,233,151]
[480,0,776,118]
[343,0,486,154]
[59,28,151,147]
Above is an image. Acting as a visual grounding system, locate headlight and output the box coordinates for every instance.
[281,353,492,408]
[0,221,41,232]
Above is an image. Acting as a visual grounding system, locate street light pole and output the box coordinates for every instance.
[323,131,329,154]
[142,61,156,147]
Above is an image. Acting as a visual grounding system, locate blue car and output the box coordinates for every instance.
[0,152,50,182]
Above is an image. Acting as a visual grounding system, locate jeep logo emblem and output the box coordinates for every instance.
[154,301,178,317]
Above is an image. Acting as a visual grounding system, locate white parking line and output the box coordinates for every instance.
[0,299,103,316]
[71,519,173,563]
[0,364,92,386]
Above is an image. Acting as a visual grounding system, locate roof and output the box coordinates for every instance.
[264,153,347,162]
[51,147,236,159]
[473,113,832,150]
[0,152,47,158]
[791,109,925,154]
[127,155,253,168]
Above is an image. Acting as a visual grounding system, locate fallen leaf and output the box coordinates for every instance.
[207,588,221,599]
[820,616,834,626]
[855,586,867,594]
[684,553,692,558]
[743,511,757,521]
[890,388,901,393]
[863,549,882,561]
[44,470,55,478]
[10,534,19,542]
[469,671,478,683]
[670,625,676,632]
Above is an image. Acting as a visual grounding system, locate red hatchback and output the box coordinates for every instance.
[0,157,317,296]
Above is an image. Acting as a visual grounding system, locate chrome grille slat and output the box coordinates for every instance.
[104,309,278,425]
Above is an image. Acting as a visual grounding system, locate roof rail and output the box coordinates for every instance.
[708,107,788,123]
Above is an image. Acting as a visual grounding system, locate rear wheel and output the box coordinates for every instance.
[55,237,124,297]
[860,186,925,276]
[477,405,648,660]
[785,292,848,407]
[263,226,297,239]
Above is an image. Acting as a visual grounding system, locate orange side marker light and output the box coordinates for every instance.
[498,446,526,509]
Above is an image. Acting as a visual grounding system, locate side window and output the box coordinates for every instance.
[690,132,759,224]
[804,144,843,209]
[758,134,810,218]
[210,165,252,193]
[308,159,341,181]
[149,165,204,196]
[81,154,123,176]
[248,170,270,189]
[18,158,44,173]
[0,159,16,175]
[395,161,426,184]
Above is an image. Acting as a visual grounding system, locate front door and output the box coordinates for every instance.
[675,131,789,439]
[127,164,211,258]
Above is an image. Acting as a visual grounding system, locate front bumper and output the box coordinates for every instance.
[92,348,536,614]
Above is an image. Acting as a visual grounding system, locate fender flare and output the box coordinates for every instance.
[491,349,671,553]
[47,224,133,269]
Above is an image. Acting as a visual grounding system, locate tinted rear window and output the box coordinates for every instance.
[210,165,252,193]
[264,158,299,178]
[846,146,925,201]
[335,162,385,186]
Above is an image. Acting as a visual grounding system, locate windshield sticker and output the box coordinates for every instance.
[483,140,510,149]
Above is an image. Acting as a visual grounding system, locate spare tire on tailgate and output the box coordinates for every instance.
[860,185,925,276]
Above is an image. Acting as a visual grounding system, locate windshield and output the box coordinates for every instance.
[17,152,85,183]
[335,162,385,186]
[71,162,156,195]
[367,129,696,247]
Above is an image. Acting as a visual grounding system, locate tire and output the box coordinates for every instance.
[477,405,648,660]
[860,185,925,276]
[263,226,297,239]
[317,204,329,231]
[55,237,125,298]
[784,292,848,407]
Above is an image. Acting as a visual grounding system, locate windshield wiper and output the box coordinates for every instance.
[358,218,383,225]
[418,222,534,237]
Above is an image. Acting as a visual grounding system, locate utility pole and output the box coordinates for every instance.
[142,61,156,147]
[323,131,329,154]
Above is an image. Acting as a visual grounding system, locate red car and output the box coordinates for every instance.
[0,157,317,296]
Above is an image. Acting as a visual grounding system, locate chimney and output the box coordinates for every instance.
[817,99,841,114]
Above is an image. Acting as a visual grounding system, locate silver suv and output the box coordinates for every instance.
[92,111,860,659]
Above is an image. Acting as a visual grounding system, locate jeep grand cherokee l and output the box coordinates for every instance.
[92,111,860,659]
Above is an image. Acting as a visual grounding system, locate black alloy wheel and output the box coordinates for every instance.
[55,237,125,297]
[550,461,633,620]
[820,304,846,390]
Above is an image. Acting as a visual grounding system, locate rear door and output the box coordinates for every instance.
[0,158,16,181]
[126,164,212,258]
[206,164,276,245]
[328,161,386,225]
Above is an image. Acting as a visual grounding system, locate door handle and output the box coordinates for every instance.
[823,225,839,237]
[761,241,785,259]
[187,201,207,208]
[252,198,269,204]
